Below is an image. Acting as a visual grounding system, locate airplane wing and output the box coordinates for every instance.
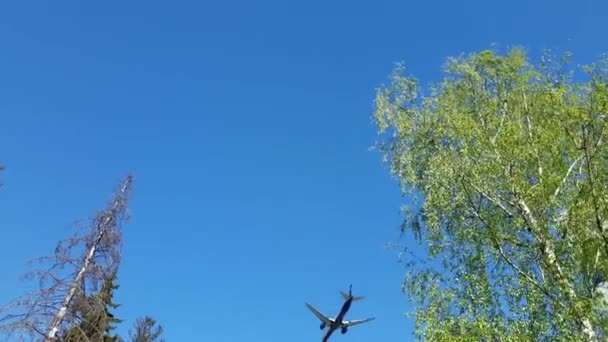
[305,303,334,326]
[343,317,376,327]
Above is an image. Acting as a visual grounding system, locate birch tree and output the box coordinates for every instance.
[0,175,134,341]
[373,48,608,340]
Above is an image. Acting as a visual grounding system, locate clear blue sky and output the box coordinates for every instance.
[0,1,606,341]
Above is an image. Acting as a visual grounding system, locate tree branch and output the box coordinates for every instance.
[469,183,513,217]
[461,179,552,301]
[551,157,580,204]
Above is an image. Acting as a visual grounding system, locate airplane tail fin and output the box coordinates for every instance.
[340,291,365,301]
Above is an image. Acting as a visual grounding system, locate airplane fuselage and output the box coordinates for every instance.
[322,296,354,342]
[334,296,353,324]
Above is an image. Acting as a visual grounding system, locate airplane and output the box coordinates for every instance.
[305,285,375,342]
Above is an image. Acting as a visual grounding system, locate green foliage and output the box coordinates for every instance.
[61,273,123,342]
[128,316,164,342]
[374,48,608,340]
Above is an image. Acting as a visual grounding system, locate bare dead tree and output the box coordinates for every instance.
[0,175,134,342]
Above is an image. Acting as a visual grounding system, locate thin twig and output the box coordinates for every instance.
[469,183,513,217]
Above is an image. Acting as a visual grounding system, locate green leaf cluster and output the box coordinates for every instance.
[374,48,608,340]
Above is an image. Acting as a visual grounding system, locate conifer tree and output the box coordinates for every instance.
[128,316,164,342]
[61,273,122,342]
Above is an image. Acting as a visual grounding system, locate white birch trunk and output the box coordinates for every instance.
[517,198,596,341]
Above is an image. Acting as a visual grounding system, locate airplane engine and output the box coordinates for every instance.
[320,323,326,330]
[341,327,348,334]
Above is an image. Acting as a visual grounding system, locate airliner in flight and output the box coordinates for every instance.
[305,285,375,341]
